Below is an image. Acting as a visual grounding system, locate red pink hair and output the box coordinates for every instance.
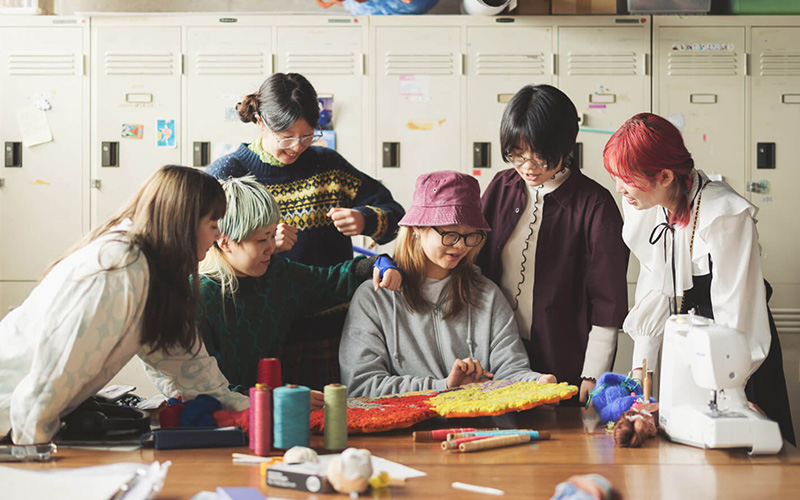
[603,113,695,227]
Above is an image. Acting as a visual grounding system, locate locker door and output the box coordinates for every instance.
[656,27,746,194]
[466,25,554,192]
[275,25,364,170]
[186,26,271,167]
[91,25,181,227]
[0,27,85,285]
[558,25,651,197]
[749,27,800,309]
[374,26,462,210]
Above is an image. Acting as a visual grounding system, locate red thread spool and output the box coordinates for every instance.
[258,358,282,388]
[253,384,272,457]
[249,386,256,450]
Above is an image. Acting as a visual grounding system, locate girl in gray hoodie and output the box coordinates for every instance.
[340,171,557,398]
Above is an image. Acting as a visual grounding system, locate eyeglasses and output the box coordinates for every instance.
[270,130,323,150]
[504,153,548,169]
[431,227,486,247]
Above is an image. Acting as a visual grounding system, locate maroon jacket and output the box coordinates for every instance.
[476,168,629,388]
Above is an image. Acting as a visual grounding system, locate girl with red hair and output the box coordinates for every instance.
[604,112,793,444]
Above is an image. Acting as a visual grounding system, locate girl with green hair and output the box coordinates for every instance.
[194,175,400,408]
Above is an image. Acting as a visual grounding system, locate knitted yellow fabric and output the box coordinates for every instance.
[429,380,578,418]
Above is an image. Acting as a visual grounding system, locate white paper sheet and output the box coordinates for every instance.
[17,108,53,147]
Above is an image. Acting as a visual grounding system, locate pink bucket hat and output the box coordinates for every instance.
[399,170,491,231]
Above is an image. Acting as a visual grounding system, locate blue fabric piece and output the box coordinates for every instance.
[550,475,612,500]
[374,255,399,279]
[590,372,656,423]
[178,394,222,428]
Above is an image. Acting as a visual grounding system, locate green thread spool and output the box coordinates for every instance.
[324,383,348,450]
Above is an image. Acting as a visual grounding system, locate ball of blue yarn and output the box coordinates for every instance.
[591,372,653,423]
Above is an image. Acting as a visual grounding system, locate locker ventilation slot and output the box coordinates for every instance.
[773,309,800,334]
[195,52,265,75]
[384,53,455,75]
[759,53,800,76]
[567,53,637,76]
[104,52,175,75]
[8,52,75,75]
[667,52,739,76]
[476,53,544,76]
[285,52,356,75]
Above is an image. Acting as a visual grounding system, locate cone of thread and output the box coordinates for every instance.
[324,383,348,450]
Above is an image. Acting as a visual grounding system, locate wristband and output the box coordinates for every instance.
[373,255,399,279]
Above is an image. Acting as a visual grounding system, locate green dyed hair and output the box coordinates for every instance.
[200,175,281,301]
[218,175,281,243]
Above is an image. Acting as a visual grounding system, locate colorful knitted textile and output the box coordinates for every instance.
[429,380,578,418]
[310,381,578,434]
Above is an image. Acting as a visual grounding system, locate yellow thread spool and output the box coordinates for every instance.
[324,383,348,450]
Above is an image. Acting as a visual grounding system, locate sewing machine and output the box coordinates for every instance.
[659,314,783,455]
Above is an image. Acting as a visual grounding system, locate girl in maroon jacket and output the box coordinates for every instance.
[476,84,629,405]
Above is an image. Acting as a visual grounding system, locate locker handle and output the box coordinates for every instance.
[360,53,366,76]
[459,53,465,76]
[782,94,800,104]
[101,141,119,167]
[193,141,210,167]
[641,53,648,76]
[5,142,22,168]
[473,142,491,169]
[690,94,717,104]
[382,142,400,168]
[0,178,4,187]
[551,53,557,75]
[572,142,583,170]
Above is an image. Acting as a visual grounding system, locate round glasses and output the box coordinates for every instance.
[504,153,548,169]
[431,227,486,247]
[270,130,323,150]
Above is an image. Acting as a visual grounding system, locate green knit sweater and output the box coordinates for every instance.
[198,254,375,390]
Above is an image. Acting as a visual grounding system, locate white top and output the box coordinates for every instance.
[0,222,248,444]
[500,168,570,339]
[622,170,771,376]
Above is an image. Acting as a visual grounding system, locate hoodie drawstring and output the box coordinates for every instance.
[391,292,401,368]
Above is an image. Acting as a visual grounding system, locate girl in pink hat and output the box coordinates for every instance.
[340,170,556,398]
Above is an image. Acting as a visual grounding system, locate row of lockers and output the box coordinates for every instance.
[0,14,798,334]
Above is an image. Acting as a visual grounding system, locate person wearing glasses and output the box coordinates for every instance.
[340,171,557,398]
[476,85,629,405]
[206,73,404,390]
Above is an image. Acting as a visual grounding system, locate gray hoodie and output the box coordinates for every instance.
[340,273,542,397]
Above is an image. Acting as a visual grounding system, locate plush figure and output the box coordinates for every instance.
[613,407,658,448]
[327,448,373,495]
[283,446,319,464]
[588,372,655,423]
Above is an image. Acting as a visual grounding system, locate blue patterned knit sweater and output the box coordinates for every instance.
[207,144,405,267]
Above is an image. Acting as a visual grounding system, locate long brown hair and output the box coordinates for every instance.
[47,165,226,353]
[393,226,485,319]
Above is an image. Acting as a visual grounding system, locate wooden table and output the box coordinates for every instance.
[7,407,800,499]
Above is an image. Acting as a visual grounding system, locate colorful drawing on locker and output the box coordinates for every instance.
[314,130,336,150]
[315,0,439,15]
[121,123,143,139]
[318,95,333,130]
[156,119,176,148]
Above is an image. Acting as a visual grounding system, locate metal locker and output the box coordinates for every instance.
[749,26,800,311]
[557,20,652,199]
[654,25,747,194]
[91,21,182,227]
[0,20,88,317]
[275,17,366,170]
[465,21,554,192]
[372,20,463,211]
[185,22,272,167]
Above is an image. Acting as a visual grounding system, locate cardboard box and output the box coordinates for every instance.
[510,0,551,15]
[552,0,617,14]
[266,462,334,494]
